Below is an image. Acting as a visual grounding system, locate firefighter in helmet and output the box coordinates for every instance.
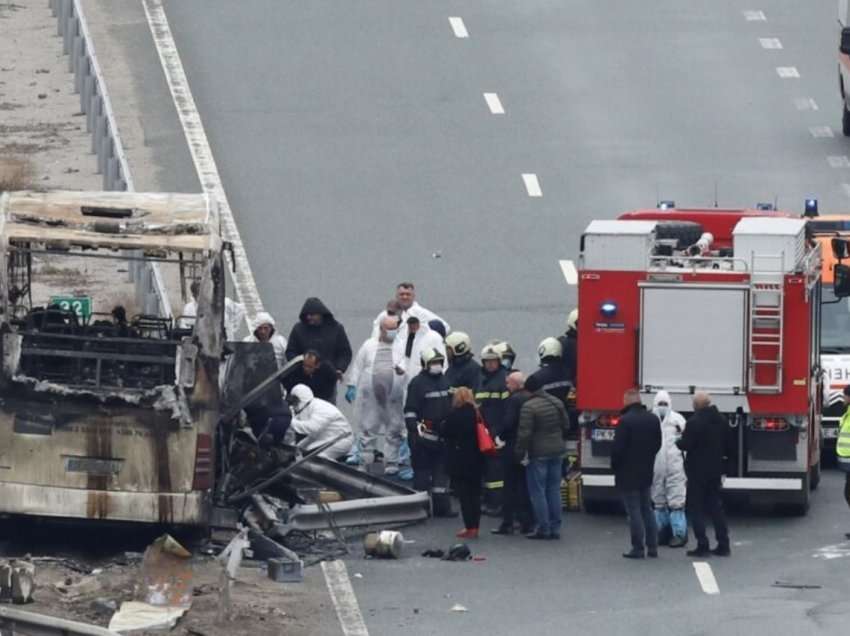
[491,340,518,373]
[476,343,509,515]
[445,331,482,392]
[557,308,578,386]
[526,337,577,439]
[403,347,454,516]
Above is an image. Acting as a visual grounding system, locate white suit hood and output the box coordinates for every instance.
[253,311,276,330]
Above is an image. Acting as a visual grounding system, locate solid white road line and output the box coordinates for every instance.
[322,561,370,636]
[559,259,578,285]
[810,126,835,138]
[759,37,782,49]
[483,92,505,114]
[743,10,766,21]
[776,66,800,78]
[141,0,264,325]
[828,155,850,168]
[693,562,720,595]
[449,16,468,38]
[794,97,819,111]
[522,173,542,197]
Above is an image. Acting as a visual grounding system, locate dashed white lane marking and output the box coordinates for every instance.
[759,37,782,49]
[693,562,720,595]
[141,0,263,326]
[449,16,468,38]
[743,10,766,21]
[810,126,835,138]
[483,92,505,114]
[322,561,370,636]
[522,173,542,197]
[828,155,850,168]
[776,66,800,78]
[559,259,578,285]
[842,184,850,198]
[794,97,819,111]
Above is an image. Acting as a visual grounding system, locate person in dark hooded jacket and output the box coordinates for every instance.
[286,298,353,396]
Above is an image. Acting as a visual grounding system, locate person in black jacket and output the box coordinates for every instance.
[438,387,485,539]
[676,391,731,557]
[612,388,662,559]
[285,298,353,402]
[476,344,509,515]
[280,351,338,402]
[404,348,453,516]
[492,371,534,535]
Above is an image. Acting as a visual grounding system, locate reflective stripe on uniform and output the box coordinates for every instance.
[475,391,509,400]
[542,380,571,391]
[404,412,417,419]
[484,481,504,489]
[424,390,450,398]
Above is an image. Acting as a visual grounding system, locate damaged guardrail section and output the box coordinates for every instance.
[48,0,171,319]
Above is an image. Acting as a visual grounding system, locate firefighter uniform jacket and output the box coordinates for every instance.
[445,355,482,392]
[476,368,509,434]
[404,371,452,441]
[527,360,572,409]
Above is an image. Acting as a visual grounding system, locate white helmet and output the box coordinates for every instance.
[480,344,501,361]
[538,337,563,361]
[566,308,578,332]
[420,347,445,367]
[287,384,313,415]
[445,332,472,357]
[491,340,516,366]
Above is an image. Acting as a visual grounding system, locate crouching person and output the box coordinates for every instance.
[651,391,688,548]
[287,384,352,460]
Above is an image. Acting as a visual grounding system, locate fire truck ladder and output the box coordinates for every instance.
[749,261,784,394]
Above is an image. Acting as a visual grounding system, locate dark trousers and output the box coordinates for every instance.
[501,458,532,529]
[687,479,729,550]
[482,454,504,510]
[621,488,658,552]
[844,471,850,508]
[455,477,482,529]
[411,442,452,516]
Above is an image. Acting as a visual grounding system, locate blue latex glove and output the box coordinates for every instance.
[345,385,357,404]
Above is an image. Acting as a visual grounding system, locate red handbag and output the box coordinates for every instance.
[476,411,497,456]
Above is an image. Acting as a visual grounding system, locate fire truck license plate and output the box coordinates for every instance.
[592,429,616,442]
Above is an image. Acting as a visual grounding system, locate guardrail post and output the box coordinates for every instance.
[92,113,106,164]
[106,157,119,191]
[72,39,86,93]
[81,73,93,114]
[63,7,76,56]
[98,134,112,177]
[87,92,101,134]
[57,0,69,36]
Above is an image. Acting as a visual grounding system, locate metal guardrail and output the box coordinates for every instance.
[49,0,172,320]
[0,605,116,636]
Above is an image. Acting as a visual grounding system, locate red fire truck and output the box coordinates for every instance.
[577,209,822,514]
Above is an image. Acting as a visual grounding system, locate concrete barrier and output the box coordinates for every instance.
[50,0,171,319]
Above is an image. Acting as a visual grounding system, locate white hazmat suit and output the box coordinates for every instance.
[651,390,688,543]
[347,336,406,466]
[242,311,288,369]
[289,384,352,459]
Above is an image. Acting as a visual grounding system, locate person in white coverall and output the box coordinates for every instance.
[288,384,352,460]
[651,390,688,547]
[345,316,407,474]
[242,311,288,369]
[179,280,246,341]
[371,282,449,342]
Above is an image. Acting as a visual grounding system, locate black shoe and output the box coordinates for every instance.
[490,525,513,536]
[647,549,658,558]
[547,533,561,541]
[527,532,550,540]
[687,546,711,557]
[711,545,731,557]
[668,536,688,549]
[844,532,850,540]
[520,525,535,535]
[622,549,645,559]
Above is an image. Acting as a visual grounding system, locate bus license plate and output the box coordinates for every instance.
[592,429,616,442]
[64,456,122,475]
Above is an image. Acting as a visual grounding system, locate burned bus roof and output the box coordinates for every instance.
[0,191,221,253]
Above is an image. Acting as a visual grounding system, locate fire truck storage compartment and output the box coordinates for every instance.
[581,220,658,271]
[732,217,806,272]
[639,284,749,393]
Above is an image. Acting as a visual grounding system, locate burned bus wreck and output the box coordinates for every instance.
[0,191,225,525]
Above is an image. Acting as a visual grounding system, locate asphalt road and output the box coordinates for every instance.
[98,0,850,634]
[161,0,849,370]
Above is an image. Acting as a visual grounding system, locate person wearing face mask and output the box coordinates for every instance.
[651,390,688,548]
[345,316,407,474]
[287,384,353,460]
[491,340,518,373]
[403,348,454,516]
